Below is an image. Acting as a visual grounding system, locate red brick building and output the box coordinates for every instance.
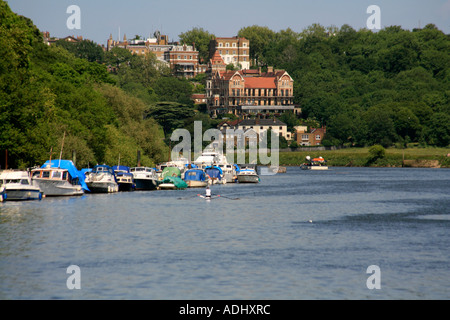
[206,65,295,116]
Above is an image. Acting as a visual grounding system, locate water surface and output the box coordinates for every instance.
[1,167,449,299]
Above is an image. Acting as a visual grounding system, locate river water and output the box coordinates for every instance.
[0,166,449,300]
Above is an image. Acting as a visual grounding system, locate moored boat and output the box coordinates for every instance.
[237,168,260,183]
[31,160,88,196]
[184,168,209,188]
[112,165,135,191]
[0,170,43,201]
[130,167,158,190]
[84,165,119,193]
[204,165,223,184]
[158,166,187,190]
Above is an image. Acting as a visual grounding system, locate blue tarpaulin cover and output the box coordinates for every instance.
[205,166,222,180]
[184,169,206,182]
[42,160,89,191]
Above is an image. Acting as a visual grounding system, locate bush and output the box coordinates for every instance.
[366,145,386,166]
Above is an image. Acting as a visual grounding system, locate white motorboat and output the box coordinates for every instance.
[0,170,42,201]
[194,149,236,184]
[237,168,260,183]
[31,160,87,196]
[84,165,119,193]
[130,167,158,190]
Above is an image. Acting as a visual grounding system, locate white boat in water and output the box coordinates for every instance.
[113,165,135,191]
[0,170,42,201]
[301,156,328,170]
[84,165,119,193]
[194,149,236,184]
[237,168,260,183]
[31,160,87,196]
[130,167,158,190]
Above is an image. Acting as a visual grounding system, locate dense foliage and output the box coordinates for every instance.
[1,1,448,171]
[238,24,450,147]
[0,1,168,168]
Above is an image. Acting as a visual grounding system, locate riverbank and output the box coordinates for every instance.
[278,147,450,168]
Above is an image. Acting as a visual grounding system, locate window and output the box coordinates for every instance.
[232,43,236,47]
[42,171,50,178]
[219,43,223,47]
[52,171,62,179]
[279,126,283,130]
[316,135,321,140]
[225,43,229,47]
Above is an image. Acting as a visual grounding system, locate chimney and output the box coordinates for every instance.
[267,66,273,73]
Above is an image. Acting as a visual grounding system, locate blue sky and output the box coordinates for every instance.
[6,0,450,45]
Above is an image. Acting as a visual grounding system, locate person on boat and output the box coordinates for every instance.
[205,185,211,199]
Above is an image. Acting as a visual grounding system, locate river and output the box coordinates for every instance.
[0,166,449,299]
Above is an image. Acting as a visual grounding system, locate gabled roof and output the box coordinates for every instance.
[244,77,277,89]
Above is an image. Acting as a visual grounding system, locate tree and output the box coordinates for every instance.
[146,102,195,137]
[178,27,214,64]
[238,25,276,66]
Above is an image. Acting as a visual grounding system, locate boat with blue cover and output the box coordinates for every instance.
[31,160,88,196]
[84,165,119,193]
[205,165,223,184]
[112,165,135,191]
[184,168,209,188]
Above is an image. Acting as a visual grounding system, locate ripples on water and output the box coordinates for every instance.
[0,167,449,299]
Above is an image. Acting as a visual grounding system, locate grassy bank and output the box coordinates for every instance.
[278,147,450,168]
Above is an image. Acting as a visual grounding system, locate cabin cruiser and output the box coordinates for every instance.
[130,167,158,190]
[112,165,135,191]
[31,160,87,196]
[84,165,119,193]
[0,170,42,201]
[237,168,260,183]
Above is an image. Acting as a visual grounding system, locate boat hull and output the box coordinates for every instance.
[118,182,134,192]
[134,178,157,190]
[186,180,208,188]
[158,183,177,190]
[86,182,119,193]
[33,179,84,196]
[1,188,42,201]
[237,175,260,183]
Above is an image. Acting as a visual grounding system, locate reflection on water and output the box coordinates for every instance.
[1,167,449,299]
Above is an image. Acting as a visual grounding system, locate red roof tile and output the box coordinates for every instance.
[244,77,277,89]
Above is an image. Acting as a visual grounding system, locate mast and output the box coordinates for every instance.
[58,131,66,168]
